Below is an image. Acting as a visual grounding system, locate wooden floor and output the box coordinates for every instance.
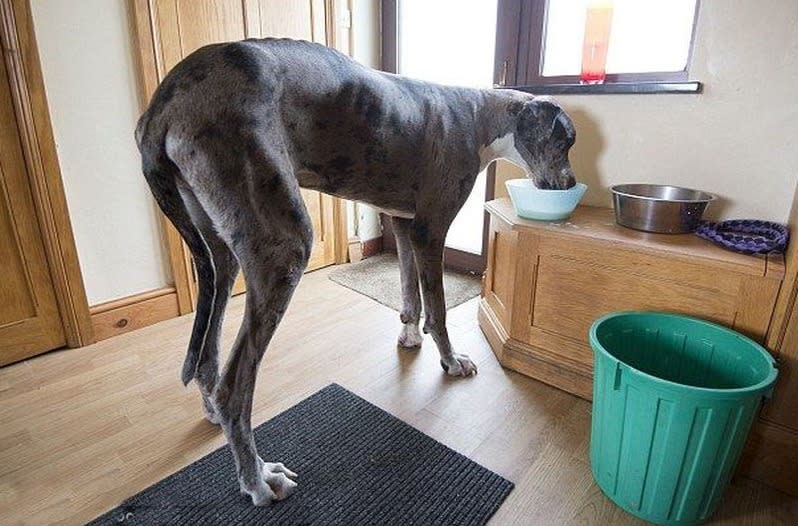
[1,267,796,525]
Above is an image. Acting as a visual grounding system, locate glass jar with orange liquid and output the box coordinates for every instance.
[580,1,614,84]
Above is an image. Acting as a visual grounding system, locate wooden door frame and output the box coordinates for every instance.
[128,0,193,314]
[128,0,349,315]
[0,0,93,347]
[325,0,350,267]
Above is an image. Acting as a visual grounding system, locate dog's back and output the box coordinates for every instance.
[136,38,511,214]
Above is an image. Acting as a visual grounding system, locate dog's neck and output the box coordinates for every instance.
[475,90,531,173]
[478,133,527,172]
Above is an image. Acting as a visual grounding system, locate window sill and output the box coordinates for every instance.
[502,81,702,95]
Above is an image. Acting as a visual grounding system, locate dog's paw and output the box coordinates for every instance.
[240,460,298,506]
[240,478,277,506]
[397,322,423,349]
[440,353,478,377]
[263,462,298,501]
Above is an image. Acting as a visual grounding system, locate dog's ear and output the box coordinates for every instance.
[551,110,576,147]
[517,99,575,147]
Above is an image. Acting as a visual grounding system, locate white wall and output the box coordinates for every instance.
[31,0,170,305]
[497,0,798,223]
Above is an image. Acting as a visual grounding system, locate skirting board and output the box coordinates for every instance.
[362,236,383,258]
[89,287,180,342]
[478,299,593,400]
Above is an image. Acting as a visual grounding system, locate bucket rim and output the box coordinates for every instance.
[589,311,778,395]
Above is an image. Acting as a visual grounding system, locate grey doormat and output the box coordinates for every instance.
[89,384,513,526]
[329,253,481,311]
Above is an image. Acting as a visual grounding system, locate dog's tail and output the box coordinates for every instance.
[137,126,216,386]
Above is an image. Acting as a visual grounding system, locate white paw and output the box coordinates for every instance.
[398,322,423,348]
[241,460,298,506]
[440,353,478,377]
[263,462,298,501]
[241,479,277,507]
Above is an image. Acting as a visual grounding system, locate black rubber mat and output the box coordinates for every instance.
[89,384,513,525]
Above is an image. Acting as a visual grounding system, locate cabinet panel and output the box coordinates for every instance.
[492,231,514,310]
[175,0,247,54]
[483,216,517,328]
[537,238,742,297]
[154,0,248,73]
[532,254,738,342]
[255,0,320,41]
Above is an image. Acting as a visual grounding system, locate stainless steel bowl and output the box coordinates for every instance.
[611,184,715,234]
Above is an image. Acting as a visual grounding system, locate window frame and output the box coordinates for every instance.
[495,0,702,91]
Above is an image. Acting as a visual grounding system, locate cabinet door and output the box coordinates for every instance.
[483,215,518,329]
[526,237,742,366]
[143,0,338,300]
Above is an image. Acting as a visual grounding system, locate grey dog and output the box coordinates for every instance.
[135,38,576,506]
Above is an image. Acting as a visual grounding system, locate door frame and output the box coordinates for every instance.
[0,0,93,347]
[128,0,349,315]
[128,0,194,314]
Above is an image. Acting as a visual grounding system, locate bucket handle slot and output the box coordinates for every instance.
[613,363,623,391]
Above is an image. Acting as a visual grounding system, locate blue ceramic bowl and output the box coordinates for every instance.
[505,179,588,220]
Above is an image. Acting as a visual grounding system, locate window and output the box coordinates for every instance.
[380,0,501,270]
[496,0,701,92]
[398,0,497,89]
[396,0,498,256]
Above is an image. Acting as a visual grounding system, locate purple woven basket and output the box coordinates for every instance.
[695,219,789,255]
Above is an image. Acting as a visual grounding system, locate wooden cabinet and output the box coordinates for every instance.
[480,198,783,399]
[480,197,798,496]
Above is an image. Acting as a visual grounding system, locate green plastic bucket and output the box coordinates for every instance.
[589,312,778,526]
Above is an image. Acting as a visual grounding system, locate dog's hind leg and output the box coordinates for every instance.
[171,138,311,505]
[215,197,310,505]
[139,150,233,406]
[175,183,240,423]
[409,218,478,377]
[391,217,423,348]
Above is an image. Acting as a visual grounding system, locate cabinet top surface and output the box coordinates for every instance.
[486,198,784,278]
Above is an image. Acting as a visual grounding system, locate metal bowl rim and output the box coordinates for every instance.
[610,183,715,204]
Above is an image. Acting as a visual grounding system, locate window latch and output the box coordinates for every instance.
[494,59,509,88]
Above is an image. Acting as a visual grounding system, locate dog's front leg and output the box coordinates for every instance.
[409,220,478,377]
[392,216,424,348]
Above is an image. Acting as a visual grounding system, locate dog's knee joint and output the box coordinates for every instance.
[195,365,218,395]
[400,311,417,324]
[422,320,436,334]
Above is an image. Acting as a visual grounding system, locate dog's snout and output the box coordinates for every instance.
[557,166,576,190]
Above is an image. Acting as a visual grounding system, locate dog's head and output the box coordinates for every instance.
[512,97,576,190]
